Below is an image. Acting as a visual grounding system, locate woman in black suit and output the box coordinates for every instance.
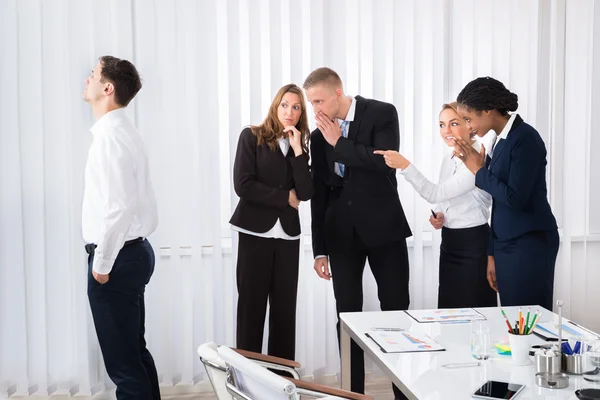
[230,83,313,361]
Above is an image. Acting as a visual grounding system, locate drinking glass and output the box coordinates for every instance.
[471,320,491,360]
[583,338,600,383]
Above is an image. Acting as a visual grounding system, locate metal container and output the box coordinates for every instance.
[562,353,584,374]
[535,372,569,389]
[536,353,561,374]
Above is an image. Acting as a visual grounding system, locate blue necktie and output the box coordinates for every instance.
[335,121,350,177]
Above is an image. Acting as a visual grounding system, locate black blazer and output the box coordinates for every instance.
[310,96,412,256]
[475,115,557,254]
[230,127,313,237]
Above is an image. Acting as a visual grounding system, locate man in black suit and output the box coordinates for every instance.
[304,67,411,399]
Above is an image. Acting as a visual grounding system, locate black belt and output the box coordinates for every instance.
[85,237,144,255]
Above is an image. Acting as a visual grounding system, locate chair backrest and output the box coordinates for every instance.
[197,342,233,400]
[218,345,297,400]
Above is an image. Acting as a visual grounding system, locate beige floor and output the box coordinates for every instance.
[163,376,395,400]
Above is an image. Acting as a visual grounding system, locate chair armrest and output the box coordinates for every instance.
[285,377,374,400]
[232,348,301,369]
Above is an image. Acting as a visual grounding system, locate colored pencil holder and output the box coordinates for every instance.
[508,332,534,366]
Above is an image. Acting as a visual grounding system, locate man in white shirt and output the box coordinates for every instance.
[82,56,160,400]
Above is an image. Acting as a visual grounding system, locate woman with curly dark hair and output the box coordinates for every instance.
[452,77,558,311]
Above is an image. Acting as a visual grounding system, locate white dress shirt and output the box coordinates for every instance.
[82,108,159,274]
[489,113,517,158]
[333,96,356,177]
[231,137,300,240]
[400,141,492,229]
[337,95,357,126]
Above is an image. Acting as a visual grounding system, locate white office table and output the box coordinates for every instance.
[340,306,599,399]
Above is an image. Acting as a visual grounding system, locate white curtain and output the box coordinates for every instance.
[1,0,598,398]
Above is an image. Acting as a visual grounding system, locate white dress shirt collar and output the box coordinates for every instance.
[90,108,128,136]
[489,113,517,158]
[337,96,356,125]
[497,112,517,140]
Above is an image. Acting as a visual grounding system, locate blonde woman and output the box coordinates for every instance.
[375,102,496,308]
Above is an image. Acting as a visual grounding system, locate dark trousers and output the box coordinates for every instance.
[87,239,161,400]
[329,231,410,399]
[494,229,559,311]
[236,233,300,361]
[438,224,497,308]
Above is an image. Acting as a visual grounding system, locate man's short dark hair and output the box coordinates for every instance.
[99,56,142,106]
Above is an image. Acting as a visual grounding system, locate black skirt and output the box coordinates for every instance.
[437,224,497,308]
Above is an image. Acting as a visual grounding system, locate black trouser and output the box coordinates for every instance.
[329,230,410,399]
[438,224,497,308]
[236,233,300,361]
[87,239,160,400]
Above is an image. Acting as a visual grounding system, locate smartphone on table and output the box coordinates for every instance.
[471,380,525,399]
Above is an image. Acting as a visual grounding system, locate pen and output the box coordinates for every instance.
[562,342,573,355]
[372,328,404,331]
[443,362,481,369]
[440,320,469,325]
[431,209,437,218]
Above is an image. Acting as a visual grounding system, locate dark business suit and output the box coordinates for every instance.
[311,96,411,396]
[230,127,313,361]
[475,115,558,311]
